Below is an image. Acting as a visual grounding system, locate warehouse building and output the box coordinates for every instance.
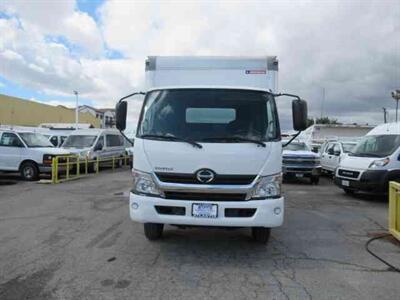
[0,94,101,128]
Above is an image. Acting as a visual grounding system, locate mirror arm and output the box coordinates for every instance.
[118,91,146,103]
[117,91,146,146]
[282,131,302,148]
[273,93,301,101]
[274,92,305,147]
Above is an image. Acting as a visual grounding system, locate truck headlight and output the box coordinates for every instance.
[43,154,54,165]
[251,174,281,199]
[132,170,161,196]
[369,157,390,168]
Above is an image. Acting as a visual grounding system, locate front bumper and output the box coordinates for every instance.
[38,164,73,173]
[129,193,284,228]
[334,169,389,194]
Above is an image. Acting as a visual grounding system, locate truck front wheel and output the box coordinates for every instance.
[310,176,320,185]
[251,227,271,244]
[144,223,164,240]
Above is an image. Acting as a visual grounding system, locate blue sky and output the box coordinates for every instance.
[0,0,107,107]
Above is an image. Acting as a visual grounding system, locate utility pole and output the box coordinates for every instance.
[382,107,387,123]
[73,90,79,129]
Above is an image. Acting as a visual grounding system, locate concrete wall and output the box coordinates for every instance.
[0,94,100,128]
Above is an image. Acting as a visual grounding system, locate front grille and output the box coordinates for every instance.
[164,192,247,201]
[282,157,317,166]
[156,172,256,185]
[338,169,360,179]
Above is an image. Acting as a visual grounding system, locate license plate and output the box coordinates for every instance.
[295,173,304,178]
[192,203,218,218]
[342,180,350,187]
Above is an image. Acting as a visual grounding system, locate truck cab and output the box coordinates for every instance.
[116,56,307,243]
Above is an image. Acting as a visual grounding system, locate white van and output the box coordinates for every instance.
[335,123,400,195]
[0,129,71,180]
[115,56,307,243]
[62,129,127,167]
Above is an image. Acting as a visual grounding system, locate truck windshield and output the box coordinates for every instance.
[137,89,279,142]
[63,135,97,148]
[350,135,400,157]
[18,132,54,148]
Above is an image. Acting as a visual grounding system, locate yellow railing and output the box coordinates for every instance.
[389,181,400,241]
[50,154,131,184]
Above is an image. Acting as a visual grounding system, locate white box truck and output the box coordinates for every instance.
[115,56,307,243]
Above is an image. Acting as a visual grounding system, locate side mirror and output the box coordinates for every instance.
[292,99,308,131]
[327,148,334,155]
[94,143,103,151]
[115,101,127,131]
[334,150,341,156]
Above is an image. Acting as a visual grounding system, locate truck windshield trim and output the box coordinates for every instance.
[136,88,280,143]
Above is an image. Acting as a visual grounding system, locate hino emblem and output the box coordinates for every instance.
[196,169,215,183]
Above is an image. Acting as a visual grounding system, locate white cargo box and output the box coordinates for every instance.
[145,56,278,92]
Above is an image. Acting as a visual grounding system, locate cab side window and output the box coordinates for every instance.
[0,133,24,147]
[106,135,124,147]
[95,136,104,149]
[333,144,341,155]
[325,143,334,154]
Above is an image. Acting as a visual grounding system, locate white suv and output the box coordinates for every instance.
[0,129,71,180]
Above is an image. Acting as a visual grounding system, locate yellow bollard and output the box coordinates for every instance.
[112,156,115,171]
[96,156,100,174]
[76,156,80,177]
[51,157,57,184]
[389,181,400,241]
[66,156,70,180]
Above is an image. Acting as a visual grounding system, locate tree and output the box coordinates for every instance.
[307,117,341,126]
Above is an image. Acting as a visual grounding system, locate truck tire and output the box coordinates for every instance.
[251,227,271,244]
[310,176,319,185]
[144,223,164,240]
[20,161,39,181]
[343,188,354,195]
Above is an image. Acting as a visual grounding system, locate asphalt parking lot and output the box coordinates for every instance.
[0,170,399,300]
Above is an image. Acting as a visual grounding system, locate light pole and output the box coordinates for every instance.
[73,90,79,129]
[392,90,400,122]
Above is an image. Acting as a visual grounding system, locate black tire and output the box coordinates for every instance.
[251,227,271,244]
[343,188,355,195]
[20,161,39,181]
[311,176,320,185]
[144,223,164,240]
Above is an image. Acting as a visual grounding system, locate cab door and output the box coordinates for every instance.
[0,132,24,170]
[321,142,334,171]
[330,143,342,170]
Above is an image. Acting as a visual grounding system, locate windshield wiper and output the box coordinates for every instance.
[201,136,266,147]
[140,134,202,149]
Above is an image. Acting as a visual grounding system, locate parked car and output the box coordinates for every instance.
[320,140,358,173]
[334,122,400,195]
[0,129,71,180]
[62,129,127,169]
[282,141,321,184]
